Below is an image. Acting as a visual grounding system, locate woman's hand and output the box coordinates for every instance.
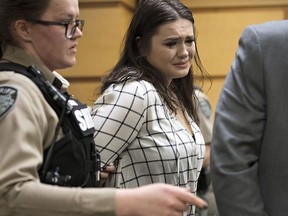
[100,163,116,185]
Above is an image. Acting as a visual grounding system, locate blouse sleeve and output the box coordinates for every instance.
[91,80,148,167]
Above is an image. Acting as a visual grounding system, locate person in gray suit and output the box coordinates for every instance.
[210,20,288,216]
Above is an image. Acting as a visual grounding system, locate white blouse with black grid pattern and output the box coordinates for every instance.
[91,80,205,215]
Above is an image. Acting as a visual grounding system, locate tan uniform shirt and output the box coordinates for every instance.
[195,89,213,144]
[0,45,115,216]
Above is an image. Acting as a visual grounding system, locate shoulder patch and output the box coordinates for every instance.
[199,99,212,119]
[0,86,18,118]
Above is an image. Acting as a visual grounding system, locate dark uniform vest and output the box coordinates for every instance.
[0,62,101,187]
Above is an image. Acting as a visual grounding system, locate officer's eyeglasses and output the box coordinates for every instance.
[32,19,85,39]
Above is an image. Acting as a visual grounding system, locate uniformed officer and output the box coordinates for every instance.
[194,88,217,216]
[0,0,207,215]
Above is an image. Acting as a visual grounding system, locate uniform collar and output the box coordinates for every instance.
[2,45,69,91]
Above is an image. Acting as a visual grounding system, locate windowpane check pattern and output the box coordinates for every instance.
[91,80,205,216]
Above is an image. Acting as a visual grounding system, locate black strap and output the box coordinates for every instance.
[0,62,69,182]
[0,62,101,187]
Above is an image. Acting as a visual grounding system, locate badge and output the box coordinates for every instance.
[0,86,18,118]
[199,99,211,119]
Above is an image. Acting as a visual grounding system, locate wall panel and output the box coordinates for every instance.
[61,0,288,112]
[59,0,135,105]
[183,0,288,8]
[191,4,288,117]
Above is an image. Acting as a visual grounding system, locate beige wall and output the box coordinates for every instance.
[187,0,288,120]
[61,0,288,118]
[59,0,136,105]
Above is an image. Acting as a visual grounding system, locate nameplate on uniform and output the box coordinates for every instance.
[68,99,95,136]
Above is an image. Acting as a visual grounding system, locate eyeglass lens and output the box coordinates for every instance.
[66,20,84,39]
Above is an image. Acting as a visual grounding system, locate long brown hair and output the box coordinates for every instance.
[100,0,209,124]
